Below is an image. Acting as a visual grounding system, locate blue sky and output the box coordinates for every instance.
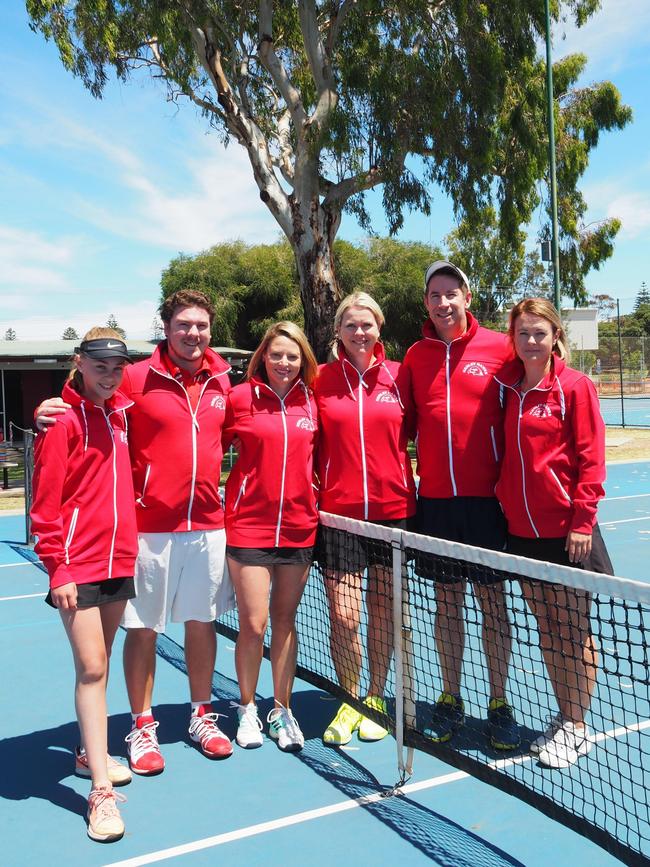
[2,1,649,341]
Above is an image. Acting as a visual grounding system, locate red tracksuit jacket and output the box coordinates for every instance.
[31,382,138,589]
[402,313,513,498]
[121,343,231,533]
[314,343,416,521]
[222,378,319,547]
[495,357,606,538]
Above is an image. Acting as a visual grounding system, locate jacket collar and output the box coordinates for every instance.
[338,339,386,374]
[496,355,566,392]
[249,376,306,403]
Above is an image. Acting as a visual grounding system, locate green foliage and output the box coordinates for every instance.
[106,314,126,338]
[61,326,79,340]
[26,4,628,304]
[158,229,580,355]
[551,55,632,301]
[635,283,650,312]
[160,236,439,354]
[445,208,526,323]
[362,238,443,357]
[160,240,299,349]
[4,328,16,341]
[588,293,616,320]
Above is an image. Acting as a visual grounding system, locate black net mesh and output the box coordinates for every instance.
[216,513,650,866]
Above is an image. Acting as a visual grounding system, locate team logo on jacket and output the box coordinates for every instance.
[210,396,226,410]
[463,362,488,376]
[529,403,552,418]
[119,431,128,444]
[296,417,317,431]
[375,390,398,403]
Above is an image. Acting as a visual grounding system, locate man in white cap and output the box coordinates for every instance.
[402,261,521,750]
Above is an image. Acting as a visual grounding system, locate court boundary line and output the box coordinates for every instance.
[0,592,46,601]
[104,719,650,867]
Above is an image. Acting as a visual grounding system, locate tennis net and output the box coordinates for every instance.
[216,512,650,865]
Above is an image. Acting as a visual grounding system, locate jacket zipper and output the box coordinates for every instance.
[358,371,369,519]
[149,367,221,531]
[549,468,572,502]
[102,410,118,579]
[445,343,458,496]
[275,400,289,546]
[490,425,499,462]
[516,393,539,537]
[233,475,248,511]
[64,506,80,565]
[136,463,151,507]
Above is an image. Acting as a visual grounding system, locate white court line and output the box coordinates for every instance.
[0,592,46,601]
[601,516,650,526]
[104,719,650,867]
[605,493,650,502]
[0,562,35,569]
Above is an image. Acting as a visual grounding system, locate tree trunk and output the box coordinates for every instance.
[289,198,342,362]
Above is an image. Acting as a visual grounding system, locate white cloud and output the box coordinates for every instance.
[0,298,159,341]
[582,175,650,240]
[70,141,279,252]
[2,68,280,255]
[553,0,650,74]
[0,225,82,299]
[605,192,650,239]
[0,225,73,266]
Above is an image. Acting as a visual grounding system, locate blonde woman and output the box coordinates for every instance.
[223,322,318,752]
[315,293,416,745]
[495,298,613,768]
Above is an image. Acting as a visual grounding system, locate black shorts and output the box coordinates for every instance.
[414,496,507,586]
[226,545,315,566]
[45,576,135,610]
[317,517,414,574]
[507,523,614,575]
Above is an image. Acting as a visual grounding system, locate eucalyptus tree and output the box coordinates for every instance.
[28,0,629,357]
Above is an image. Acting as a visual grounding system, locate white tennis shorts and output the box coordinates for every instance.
[122,529,234,633]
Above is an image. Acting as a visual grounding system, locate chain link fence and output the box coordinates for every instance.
[571,334,650,427]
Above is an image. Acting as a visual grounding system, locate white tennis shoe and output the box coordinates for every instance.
[267,704,304,752]
[536,718,592,768]
[233,701,264,749]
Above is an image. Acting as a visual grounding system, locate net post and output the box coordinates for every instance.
[392,527,414,782]
[23,430,35,546]
[400,537,416,778]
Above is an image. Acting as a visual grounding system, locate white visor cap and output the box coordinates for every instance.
[424,260,470,294]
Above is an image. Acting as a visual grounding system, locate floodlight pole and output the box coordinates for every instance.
[545,0,562,313]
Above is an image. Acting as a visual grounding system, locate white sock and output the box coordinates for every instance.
[191,700,211,715]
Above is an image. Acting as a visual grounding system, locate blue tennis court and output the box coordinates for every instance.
[600,396,650,427]
[1,462,648,866]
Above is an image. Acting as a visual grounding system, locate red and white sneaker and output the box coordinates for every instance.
[125,715,165,776]
[75,747,132,786]
[188,705,233,759]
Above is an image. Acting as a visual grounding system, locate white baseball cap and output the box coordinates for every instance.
[424,260,470,293]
